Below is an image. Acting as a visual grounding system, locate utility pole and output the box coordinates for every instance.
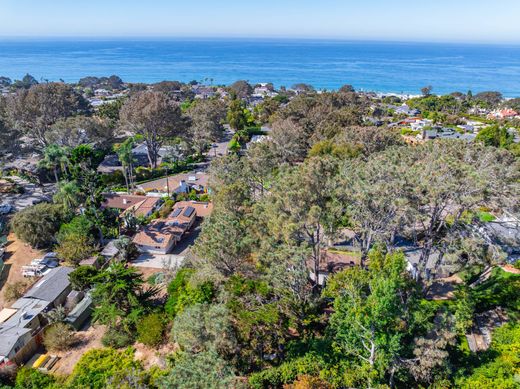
[165,165,170,198]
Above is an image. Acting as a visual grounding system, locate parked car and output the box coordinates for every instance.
[32,258,58,268]
[22,264,46,277]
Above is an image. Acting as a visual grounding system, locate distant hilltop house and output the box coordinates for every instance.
[101,193,162,218]
[97,143,181,174]
[192,85,228,100]
[0,267,91,366]
[389,104,421,116]
[247,135,272,149]
[192,86,216,99]
[487,109,519,120]
[137,172,209,195]
[133,201,212,254]
[421,126,476,141]
[253,83,278,98]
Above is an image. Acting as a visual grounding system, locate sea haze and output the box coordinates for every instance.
[1,38,520,96]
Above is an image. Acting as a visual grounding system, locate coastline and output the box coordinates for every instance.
[1,38,520,96]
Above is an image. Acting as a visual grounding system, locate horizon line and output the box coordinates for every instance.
[0,35,519,47]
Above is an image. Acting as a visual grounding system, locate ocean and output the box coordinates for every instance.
[0,38,520,96]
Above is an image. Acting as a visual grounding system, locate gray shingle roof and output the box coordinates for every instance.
[0,327,31,357]
[24,267,74,303]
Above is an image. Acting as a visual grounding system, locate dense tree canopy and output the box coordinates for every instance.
[5,83,89,147]
[10,203,66,248]
[120,91,185,167]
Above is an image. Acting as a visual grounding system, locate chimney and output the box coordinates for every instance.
[123,198,128,205]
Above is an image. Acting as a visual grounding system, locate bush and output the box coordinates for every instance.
[57,215,95,242]
[101,327,134,348]
[165,269,215,317]
[67,348,147,389]
[43,322,76,352]
[55,233,94,265]
[10,203,65,248]
[68,265,98,291]
[158,199,175,218]
[400,128,420,136]
[14,367,56,389]
[3,281,27,302]
[455,323,520,388]
[249,353,326,389]
[158,351,239,389]
[136,313,165,347]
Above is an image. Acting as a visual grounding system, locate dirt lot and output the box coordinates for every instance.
[134,341,176,370]
[0,233,45,309]
[51,322,106,376]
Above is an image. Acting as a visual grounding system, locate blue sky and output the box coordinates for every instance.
[1,0,519,43]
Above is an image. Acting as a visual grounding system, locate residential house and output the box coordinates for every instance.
[0,267,76,365]
[422,127,475,141]
[253,83,278,98]
[247,135,271,149]
[102,194,162,218]
[79,240,119,269]
[23,267,74,308]
[133,203,197,254]
[97,142,180,174]
[133,201,212,254]
[308,250,360,286]
[192,86,216,99]
[394,104,421,116]
[479,212,520,262]
[137,172,209,194]
[487,109,519,120]
[410,118,433,132]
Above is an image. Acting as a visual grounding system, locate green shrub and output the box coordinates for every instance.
[68,265,99,292]
[472,268,520,313]
[101,327,134,348]
[57,215,95,242]
[14,367,56,389]
[400,128,420,136]
[43,322,76,352]
[137,313,165,347]
[476,211,496,222]
[67,348,147,389]
[165,269,215,317]
[249,353,326,389]
[4,281,28,302]
[10,203,65,248]
[455,324,520,388]
[158,199,175,218]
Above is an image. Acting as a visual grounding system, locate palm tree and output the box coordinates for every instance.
[39,144,66,183]
[116,138,135,193]
[53,180,82,211]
